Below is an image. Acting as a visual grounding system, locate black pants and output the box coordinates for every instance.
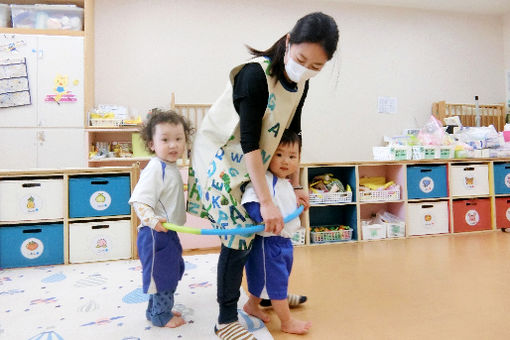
[217,244,251,324]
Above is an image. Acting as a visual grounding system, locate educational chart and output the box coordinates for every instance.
[0,57,31,108]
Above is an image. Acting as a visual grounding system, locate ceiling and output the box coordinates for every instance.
[328,0,510,15]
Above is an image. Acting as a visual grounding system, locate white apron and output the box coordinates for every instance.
[187,57,306,250]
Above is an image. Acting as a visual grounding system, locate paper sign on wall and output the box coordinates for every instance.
[0,57,31,108]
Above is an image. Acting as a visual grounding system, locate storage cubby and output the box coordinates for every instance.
[495,197,510,229]
[359,202,406,240]
[0,222,64,268]
[301,160,510,245]
[68,174,131,218]
[407,164,448,200]
[358,164,405,201]
[0,176,64,222]
[449,163,489,197]
[307,165,356,203]
[452,198,491,233]
[407,200,450,236]
[493,162,510,195]
[0,166,138,267]
[308,205,357,243]
[69,218,132,263]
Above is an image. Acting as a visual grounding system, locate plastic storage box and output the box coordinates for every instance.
[0,178,64,222]
[386,221,406,238]
[449,164,489,197]
[0,4,10,27]
[493,162,510,195]
[495,197,510,229]
[0,223,63,268]
[68,175,131,218]
[407,165,448,199]
[452,199,491,233]
[408,201,449,236]
[69,219,132,263]
[361,222,387,240]
[10,4,83,30]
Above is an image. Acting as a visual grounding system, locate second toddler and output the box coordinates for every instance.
[129,109,194,328]
[241,129,312,335]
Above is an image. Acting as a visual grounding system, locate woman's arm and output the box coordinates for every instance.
[289,169,310,211]
[244,150,284,234]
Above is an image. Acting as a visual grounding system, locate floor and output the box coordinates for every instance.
[245,231,510,340]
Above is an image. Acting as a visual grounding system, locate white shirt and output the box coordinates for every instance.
[129,157,186,228]
[241,171,301,238]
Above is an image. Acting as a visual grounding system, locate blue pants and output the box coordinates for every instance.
[246,235,293,300]
[146,289,176,327]
[137,227,184,294]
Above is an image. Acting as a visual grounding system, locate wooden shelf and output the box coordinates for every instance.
[0,27,84,36]
[68,215,131,223]
[88,157,151,163]
[0,218,63,226]
[300,159,510,245]
[86,127,142,132]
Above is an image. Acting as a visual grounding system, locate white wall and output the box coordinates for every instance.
[95,0,506,162]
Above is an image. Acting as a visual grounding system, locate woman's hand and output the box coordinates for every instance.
[294,188,310,211]
[261,201,284,234]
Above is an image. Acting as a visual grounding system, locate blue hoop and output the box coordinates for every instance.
[163,205,304,235]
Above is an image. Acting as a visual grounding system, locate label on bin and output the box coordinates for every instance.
[21,238,44,259]
[423,213,434,227]
[506,208,510,222]
[419,177,434,193]
[464,176,475,189]
[465,210,480,226]
[505,174,510,188]
[89,191,112,211]
[21,194,42,214]
[92,235,111,255]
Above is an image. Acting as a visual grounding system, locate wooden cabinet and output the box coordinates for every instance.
[0,0,94,170]
[299,159,508,247]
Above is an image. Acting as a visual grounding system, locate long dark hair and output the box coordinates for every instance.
[247,12,339,83]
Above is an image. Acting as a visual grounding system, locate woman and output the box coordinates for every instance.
[187,12,339,339]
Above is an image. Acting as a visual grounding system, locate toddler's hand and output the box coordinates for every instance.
[154,218,168,233]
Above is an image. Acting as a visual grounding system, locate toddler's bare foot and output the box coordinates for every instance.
[243,302,270,323]
[165,315,186,328]
[172,310,182,317]
[281,318,312,334]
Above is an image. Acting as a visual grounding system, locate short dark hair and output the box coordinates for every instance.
[279,129,301,153]
[140,108,195,151]
[246,12,339,83]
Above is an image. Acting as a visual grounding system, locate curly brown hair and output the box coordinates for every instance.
[140,108,195,151]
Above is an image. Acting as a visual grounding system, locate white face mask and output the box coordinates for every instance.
[284,45,320,83]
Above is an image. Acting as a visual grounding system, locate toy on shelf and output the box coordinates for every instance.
[359,176,400,201]
[88,104,142,127]
[310,225,353,243]
[309,173,352,204]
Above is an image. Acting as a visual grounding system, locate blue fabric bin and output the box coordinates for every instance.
[493,162,510,195]
[407,165,447,199]
[0,223,63,268]
[68,175,131,218]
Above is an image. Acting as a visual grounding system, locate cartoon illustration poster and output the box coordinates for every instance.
[44,74,77,104]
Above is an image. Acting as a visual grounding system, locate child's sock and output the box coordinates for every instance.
[288,294,307,307]
[259,294,307,307]
[214,321,256,340]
